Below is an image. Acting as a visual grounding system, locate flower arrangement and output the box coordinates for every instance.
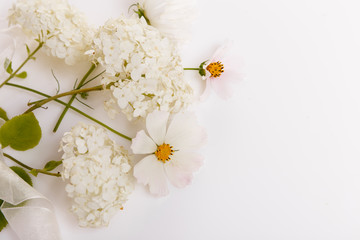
[0,0,241,238]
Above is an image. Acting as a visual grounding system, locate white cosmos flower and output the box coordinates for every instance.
[131,111,206,197]
[201,41,243,100]
[137,0,197,45]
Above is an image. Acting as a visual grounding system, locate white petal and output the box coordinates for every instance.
[199,78,212,102]
[165,113,207,151]
[133,155,169,197]
[146,111,169,145]
[164,152,201,188]
[222,67,243,84]
[171,151,204,172]
[210,76,233,100]
[165,162,193,188]
[131,130,157,154]
[211,40,233,62]
[164,152,203,188]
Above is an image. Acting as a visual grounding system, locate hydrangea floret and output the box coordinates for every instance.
[8,0,94,65]
[91,16,194,120]
[60,123,134,227]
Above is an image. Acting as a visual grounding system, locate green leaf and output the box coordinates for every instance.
[43,160,62,171]
[0,108,9,121]
[29,169,39,177]
[5,61,13,75]
[25,44,31,55]
[0,112,42,151]
[10,166,33,186]
[15,71,27,79]
[0,200,7,232]
[80,92,88,99]
[0,166,33,232]
[198,60,208,77]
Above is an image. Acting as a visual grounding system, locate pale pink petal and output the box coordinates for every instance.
[199,78,212,101]
[214,64,243,99]
[210,76,233,100]
[171,151,204,172]
[165,112,207,151]
[131,130,157,154]
[133,155,169,197]
[222,54,243,73]
[164,162,193,188]
[146,111,169,145]
[221,67,243,84]
[210,46,226,62]
[164,151,203,188]
[211,40,233,62]
[221,52,244,83]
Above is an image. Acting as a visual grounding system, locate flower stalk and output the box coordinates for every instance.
[130,3,151,25]
[0,41,44,88]
[53,63,97,132]
[183,68,200,70]
[184,60,208,77]
[3,152,61,177]
[24,84,104,113]
[6,82,132,141]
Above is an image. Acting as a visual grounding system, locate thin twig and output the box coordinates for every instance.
[24,85,103,113]
[3,153,61,177]
[0,41,44,88]
[6,83,132,141]
[53,63,97,132]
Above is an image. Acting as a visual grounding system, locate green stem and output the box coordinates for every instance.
[183,68,201,71]
[131,4,151,25]
[25,84,103,113]
[82,70,106,87]
[6,83,132,141]
[0,41,44,88]
[3,153,61,177]
[53,63,97,132]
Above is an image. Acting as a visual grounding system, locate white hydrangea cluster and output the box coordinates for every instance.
[60,123,134,227]
[91,16,194,120]
[8,0,94,65]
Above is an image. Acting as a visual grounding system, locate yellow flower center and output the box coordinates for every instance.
[155,143,173,163]
[206,61,224,78]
